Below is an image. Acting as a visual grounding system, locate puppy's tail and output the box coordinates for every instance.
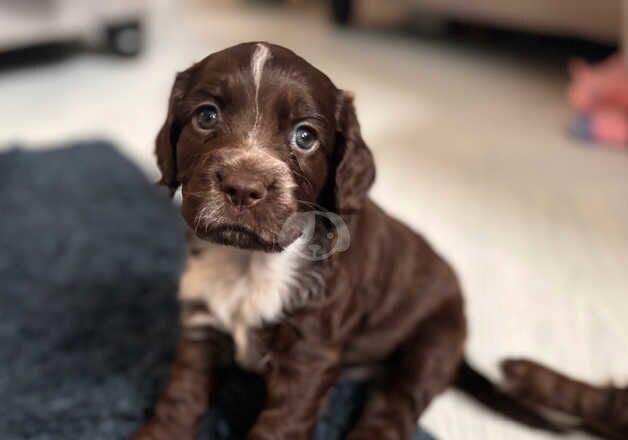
[454,359,568,434]
[499,358,627,440]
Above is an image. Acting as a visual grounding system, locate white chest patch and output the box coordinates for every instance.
[178,236,314,369]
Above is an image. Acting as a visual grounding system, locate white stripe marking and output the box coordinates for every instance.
[249,43,272,140]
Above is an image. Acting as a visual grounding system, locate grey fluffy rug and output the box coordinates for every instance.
[0,142,184,440]
[0,141,433,440]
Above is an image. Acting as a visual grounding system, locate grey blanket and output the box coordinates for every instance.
[0,141,433,440]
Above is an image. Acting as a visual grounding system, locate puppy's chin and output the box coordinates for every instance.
[195,224,283,252]
[181,198,303,252]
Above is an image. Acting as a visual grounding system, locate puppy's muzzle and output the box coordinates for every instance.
[216,170,269,209]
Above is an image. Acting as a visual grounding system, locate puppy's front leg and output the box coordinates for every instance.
[248,323,342,440]
[348,297,466,440]
[130,328,232,440]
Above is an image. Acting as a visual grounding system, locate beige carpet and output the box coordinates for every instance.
[0,1,626,438]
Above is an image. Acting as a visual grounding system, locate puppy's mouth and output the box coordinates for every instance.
[196,223,283,252]
[181,165,301,252]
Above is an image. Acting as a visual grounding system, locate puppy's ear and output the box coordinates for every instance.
[333,91,376,214]
[155,70,190,195]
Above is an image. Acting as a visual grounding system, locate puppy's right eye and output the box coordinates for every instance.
[194,105,220,130]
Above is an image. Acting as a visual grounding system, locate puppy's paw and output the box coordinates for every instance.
[347,427,398,440]
[128,423,159,440]
[247,429,282,440]
[128,419,183,440]
[247,413,293,440]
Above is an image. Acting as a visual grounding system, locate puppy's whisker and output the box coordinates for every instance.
[295,199,326,212]
[286,150,311,183]
[183,191,211,199]
[193,212,204,232]
[290,166,314,194]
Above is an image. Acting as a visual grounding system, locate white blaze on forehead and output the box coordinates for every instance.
[251,43,271,94]
[250,43,272,138]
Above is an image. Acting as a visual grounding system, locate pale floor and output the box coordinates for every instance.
[0,1,626,439]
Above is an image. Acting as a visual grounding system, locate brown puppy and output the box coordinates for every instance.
[131,42,548,440]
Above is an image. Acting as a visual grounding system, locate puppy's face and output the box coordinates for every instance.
[156,42,375,252]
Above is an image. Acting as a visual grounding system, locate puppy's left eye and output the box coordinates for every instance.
[292,125,319,152]
[194,104,220,130]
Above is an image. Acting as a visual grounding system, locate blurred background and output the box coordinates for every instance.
[0,1,626,439]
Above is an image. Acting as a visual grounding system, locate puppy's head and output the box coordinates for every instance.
[156,42,375,252]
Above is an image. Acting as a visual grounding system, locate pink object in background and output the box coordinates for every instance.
[589,108,628,146]
[568,55,628,147]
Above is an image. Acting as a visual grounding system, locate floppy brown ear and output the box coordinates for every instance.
[155,71,190,195]
[333,91,376,214]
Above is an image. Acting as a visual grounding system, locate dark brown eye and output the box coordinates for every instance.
[195,105,219,130]
[292,125,318,151]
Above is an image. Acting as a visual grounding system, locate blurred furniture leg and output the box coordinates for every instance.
[105,19,143,57]
[623,0,628,64]
[332,0,353,26]
[0,0,145,57]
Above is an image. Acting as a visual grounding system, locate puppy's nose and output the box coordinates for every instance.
[218,172,268,209]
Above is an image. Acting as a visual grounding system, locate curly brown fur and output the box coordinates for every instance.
[133,42,563,440]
